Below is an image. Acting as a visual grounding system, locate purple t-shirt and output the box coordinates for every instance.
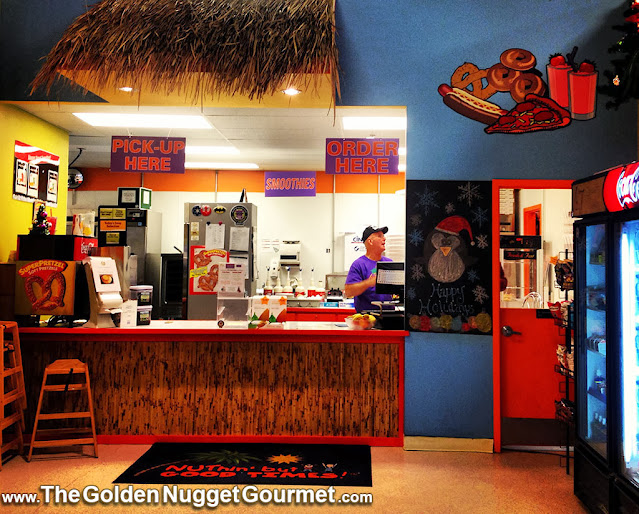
[346,255,393,312]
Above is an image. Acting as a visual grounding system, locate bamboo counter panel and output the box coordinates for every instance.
[19,321,407,447]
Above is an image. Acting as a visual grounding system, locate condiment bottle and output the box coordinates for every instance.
[295,269,306,297]
[274,269,283,294]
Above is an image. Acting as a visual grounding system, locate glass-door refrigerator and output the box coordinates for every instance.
[618,219,639,488]
[572,162,639,513]
[577,222,608,459]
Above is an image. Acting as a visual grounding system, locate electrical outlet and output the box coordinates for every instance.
[326,248,331,253]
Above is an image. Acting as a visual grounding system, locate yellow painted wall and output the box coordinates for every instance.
[0,105,68,261]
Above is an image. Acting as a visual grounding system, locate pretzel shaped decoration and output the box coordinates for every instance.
[24,272,66,311]
[450,62,497,100]
[24,275,49,310]
[193,250,212,268]
[44,272,66,309]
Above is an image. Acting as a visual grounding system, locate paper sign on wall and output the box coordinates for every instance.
[13,140,60,207]
[205,223,225,249]
[230,226,250,252]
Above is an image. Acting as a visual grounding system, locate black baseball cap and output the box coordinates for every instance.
[362,226,388,243]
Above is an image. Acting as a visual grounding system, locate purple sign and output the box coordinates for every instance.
[325,138,399,175]
[111,136,186,174]
[264,171,316,197]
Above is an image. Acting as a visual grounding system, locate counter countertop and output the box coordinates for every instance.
[18,320,408,342]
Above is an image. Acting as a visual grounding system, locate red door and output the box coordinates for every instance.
[500,309,564,418]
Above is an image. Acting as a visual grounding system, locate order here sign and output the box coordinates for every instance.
[111,136,186,174]
[325,138,399,175]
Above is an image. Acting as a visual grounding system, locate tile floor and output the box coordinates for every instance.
[1,445,587,513]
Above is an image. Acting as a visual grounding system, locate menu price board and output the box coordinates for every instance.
[98,205,127,246]
[13,140,59,207]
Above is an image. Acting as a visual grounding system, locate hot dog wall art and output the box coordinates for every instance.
[438,47,598,134]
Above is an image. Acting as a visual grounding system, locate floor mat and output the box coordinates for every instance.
[114,442,372,486]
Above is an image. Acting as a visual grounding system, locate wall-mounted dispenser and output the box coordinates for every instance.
[279,241,301,266]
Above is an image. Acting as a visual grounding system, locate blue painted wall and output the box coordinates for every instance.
[2,0,637,439]
[334,0,637,439]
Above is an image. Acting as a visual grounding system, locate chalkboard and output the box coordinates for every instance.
[405,180,493,334]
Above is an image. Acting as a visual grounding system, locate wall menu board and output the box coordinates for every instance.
[405,180,493,335]
[12,140,60,207]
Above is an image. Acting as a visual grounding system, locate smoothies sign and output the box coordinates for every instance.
[111,136,186,174]
[265,171,316,197]
[325,138,399,175]
[603,162,639,212]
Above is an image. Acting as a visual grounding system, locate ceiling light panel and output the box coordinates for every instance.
[186,146,240,155]
[342,116,407,131]
[73,113,212,129]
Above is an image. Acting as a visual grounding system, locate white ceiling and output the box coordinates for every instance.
[10,102,407,171]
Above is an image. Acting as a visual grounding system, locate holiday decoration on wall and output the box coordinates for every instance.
[599,1,639,108]
[438,46,598,133]
[405,180,493,335]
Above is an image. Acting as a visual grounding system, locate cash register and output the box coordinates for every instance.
[365,261,405,330]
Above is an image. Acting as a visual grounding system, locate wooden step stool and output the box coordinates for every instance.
[28,359,98,461]
[1,321,27,470]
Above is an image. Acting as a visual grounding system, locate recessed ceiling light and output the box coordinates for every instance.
[342,117,407,130]
[185,162,259,170]
[118,86,134,92]
[73,113,212,129]
[186,146,240,155]
[282,88,301,96]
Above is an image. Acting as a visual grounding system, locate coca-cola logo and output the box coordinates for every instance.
[617,165,639,209]
[81,241,96,254]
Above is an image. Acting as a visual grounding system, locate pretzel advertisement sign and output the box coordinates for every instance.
[189,246,228,295]
[15,260,76,315]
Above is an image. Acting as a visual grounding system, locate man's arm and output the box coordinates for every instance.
[344,274,376,298]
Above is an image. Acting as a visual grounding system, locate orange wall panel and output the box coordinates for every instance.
[381,173,405,193]
[83,168,141,189]
[144,169,216,191]
[217,170,265,192]
[78,168,405,194]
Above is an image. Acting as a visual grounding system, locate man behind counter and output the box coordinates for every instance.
[345,226,393,312]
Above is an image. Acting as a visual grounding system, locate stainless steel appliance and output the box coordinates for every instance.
[126,208,162,285]
[183,202,257,320]
[146,252,184,319]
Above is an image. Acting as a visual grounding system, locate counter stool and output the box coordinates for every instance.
[1,321,27,470]
[27,359,98,461]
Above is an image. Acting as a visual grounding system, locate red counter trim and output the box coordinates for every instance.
[98,434,403,447]
[19,327,408,343]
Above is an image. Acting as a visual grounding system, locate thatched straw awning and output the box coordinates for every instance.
[30,0,339,105]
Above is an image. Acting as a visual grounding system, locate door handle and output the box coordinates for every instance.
[501,325,522,337]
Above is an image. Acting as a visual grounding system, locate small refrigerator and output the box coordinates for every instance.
[183,202,257,320]
[573,162,639,513]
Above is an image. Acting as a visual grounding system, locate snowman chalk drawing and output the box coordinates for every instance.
[427,215,474,283]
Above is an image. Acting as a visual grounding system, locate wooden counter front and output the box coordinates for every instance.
[19,321,406,446]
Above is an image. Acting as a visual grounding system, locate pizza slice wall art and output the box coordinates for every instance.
[438,47,598,134]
